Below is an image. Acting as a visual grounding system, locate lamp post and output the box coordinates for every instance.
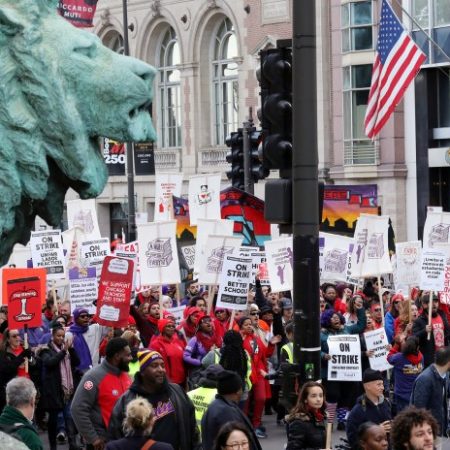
[122,0,136,242]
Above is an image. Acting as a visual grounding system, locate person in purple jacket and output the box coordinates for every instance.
[387,335,424,414]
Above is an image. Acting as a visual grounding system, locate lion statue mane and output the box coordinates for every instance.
[0,0,156,265]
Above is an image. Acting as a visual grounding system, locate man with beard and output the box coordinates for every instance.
[71,338,132,450]
[412,294,450,367]
[391,406,438,450]
[108,350,200,450]
[181,280,201,306]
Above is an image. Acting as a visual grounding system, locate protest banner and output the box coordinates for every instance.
[137,221,181,285]
[62,227,85,271]
[181,245,195,271]
[423,211,450,249]
[96,256,134,327]
[58,0,99,27]
[420,248,446,292]
[441,265,450,305]
[216,255,253,310]
[350,214,392,278]
[80,237,110,277]
[320,233,354,283]
[154,173,183,221]
[188,173,221,226]
[117,241,152,293]
[166,305,186,326]
[265,237,293,292]
[194,218,234,275]
[198,235,243,285]
[363,328,392,372]
[346,243,359,285]
[30,230,66,280]
[67,199,100,239]
[327,334,362,382]
[69,267,97,314]
[395,241,422,294]
[3,268,46,328]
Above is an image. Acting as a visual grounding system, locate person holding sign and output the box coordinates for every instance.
[412,294,450,368]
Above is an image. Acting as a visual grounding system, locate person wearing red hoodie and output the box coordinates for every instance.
[130,301,161,347]
[150,318,187,387]
[212,307,230,342]
[177,306,202,341]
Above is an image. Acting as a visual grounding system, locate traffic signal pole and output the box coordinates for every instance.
[243,120,255,195]
[292,0,321,381]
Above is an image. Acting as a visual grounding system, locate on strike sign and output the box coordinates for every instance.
[327,335,362,381]
[96,256,134,328]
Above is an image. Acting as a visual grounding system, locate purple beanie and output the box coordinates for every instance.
[73,307,89,321]
[320,309,344,328]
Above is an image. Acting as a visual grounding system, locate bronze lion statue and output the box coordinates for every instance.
[0,0,156,265]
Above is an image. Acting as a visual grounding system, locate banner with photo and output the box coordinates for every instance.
[194,219,234,276]
[320,233,354,283]
[350,214,392,278]
[30,230,66,280]
[58,0,99,27]
[198,235,243,285]
[154,173,183,222]
[69,267,97,314]
[67,199,101,239]
[100,138,125,176]
[265,237,293,293]
[188,173,221,226]
[137,221,180,285]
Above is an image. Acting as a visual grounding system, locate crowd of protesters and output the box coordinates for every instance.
[0,274,447,450]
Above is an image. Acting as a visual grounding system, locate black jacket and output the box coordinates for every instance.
[412,310,450,367]
[285,412,326,450]
[108,374,201,450]
[106,435,174,450]
[38,342,80,410]
[201,395,262,450]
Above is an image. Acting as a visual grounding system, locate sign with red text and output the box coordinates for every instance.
[154,173,183,221]
[96,256,134,327]
[4,268,46,329]
[30,230,66,280]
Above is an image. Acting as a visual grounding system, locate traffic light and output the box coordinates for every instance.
[258,46,292,175]
[225,130,244,190]
[249,128,269,182]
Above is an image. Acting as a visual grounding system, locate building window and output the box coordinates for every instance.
[157,28,182,149]
[103,31,124,54]
[343,64,378,165]
[212,18,239,146]
[341,1,373,52]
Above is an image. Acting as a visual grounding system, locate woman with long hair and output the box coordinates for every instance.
[213,422,253,450]
[344,295,364,326]
[394,300,418,340]
[106,397,173,450]
[285,381,327,450]
[384,294,403,343]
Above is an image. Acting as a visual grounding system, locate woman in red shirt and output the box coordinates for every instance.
[150,318,186,387]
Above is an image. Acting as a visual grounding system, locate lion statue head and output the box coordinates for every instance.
[0,0,156,265]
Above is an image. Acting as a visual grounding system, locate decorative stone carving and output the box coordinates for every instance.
[151,0,162,18]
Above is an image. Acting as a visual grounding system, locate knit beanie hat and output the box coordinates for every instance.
[217,370,243,395]
[137,350,163,372]
[73,307,89,321]
[157,318,173,334]
[362,368,383,384]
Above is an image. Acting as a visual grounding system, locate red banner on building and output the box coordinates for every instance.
[58,1,99,28]
[96,256,134,328]
[4,269,46,330]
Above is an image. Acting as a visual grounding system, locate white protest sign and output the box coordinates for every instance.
[265,237,293,292]
[327,334,362,381]
[395,241,422,288]
[441,265,450,305]
[250,251,269,285]
[321,233,353,283]
[62,227,85,271]
[80,238,110,277]
[67,199,100,239]
[30,230,66,280]
[166,305,186,326]
[69,267,97,314]
[7,244,32,268]
[346,243,359,285]
[216,255,253,310]
[364,328,392,372]
[116,241,151,293]
[420,248,446,292]
[194,218,234,275]
[350,214,392,278]
[188,173,221,226]
[181,245,195,271]
[137,221,181,285]
[198,235,243,285]
[423,211,450,249]
[154,173,183,221]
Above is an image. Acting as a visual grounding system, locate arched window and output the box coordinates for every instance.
[158,28,182,149]
[103,31,124,54]
[212,18,239,146]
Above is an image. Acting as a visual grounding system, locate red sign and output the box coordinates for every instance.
[4,269,46,329]
[96,256,134,327]
[58,1,99,28]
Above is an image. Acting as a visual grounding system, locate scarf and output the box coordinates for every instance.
[406,351,423,366]
[51,341,74,399]
[307,405,324,422]
[148,315,159,327]
[196,330,221,352]
[69,323,92,371]
[180,319,197,339]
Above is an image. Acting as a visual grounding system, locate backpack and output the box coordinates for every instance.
[141,439,156,450]
[0,422,25,443]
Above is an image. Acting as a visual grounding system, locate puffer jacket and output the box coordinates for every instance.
[285,412,326,450]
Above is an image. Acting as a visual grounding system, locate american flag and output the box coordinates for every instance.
[364,0,426,139]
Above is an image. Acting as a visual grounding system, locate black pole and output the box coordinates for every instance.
[292,0,321,381]
[122,0,136,242]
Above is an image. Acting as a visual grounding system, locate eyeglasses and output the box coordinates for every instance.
[9,334,19,338]
[249,312,259,316]
[373,308,381,312]
[225,441,250,450]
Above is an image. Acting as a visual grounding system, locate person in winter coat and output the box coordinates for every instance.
[320,305,366,431]
[177,306,202,341]
[130,301,161,347]
[285,381,327,450]
[150,318,186,386]
[386,336,423,413]
[346,369,392,450]
[212,308,231,343]
[412,293,450,367]
[106,397,173,450]
[108,350,201,450]
[38,324,80,450]
[384,294,403,343]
